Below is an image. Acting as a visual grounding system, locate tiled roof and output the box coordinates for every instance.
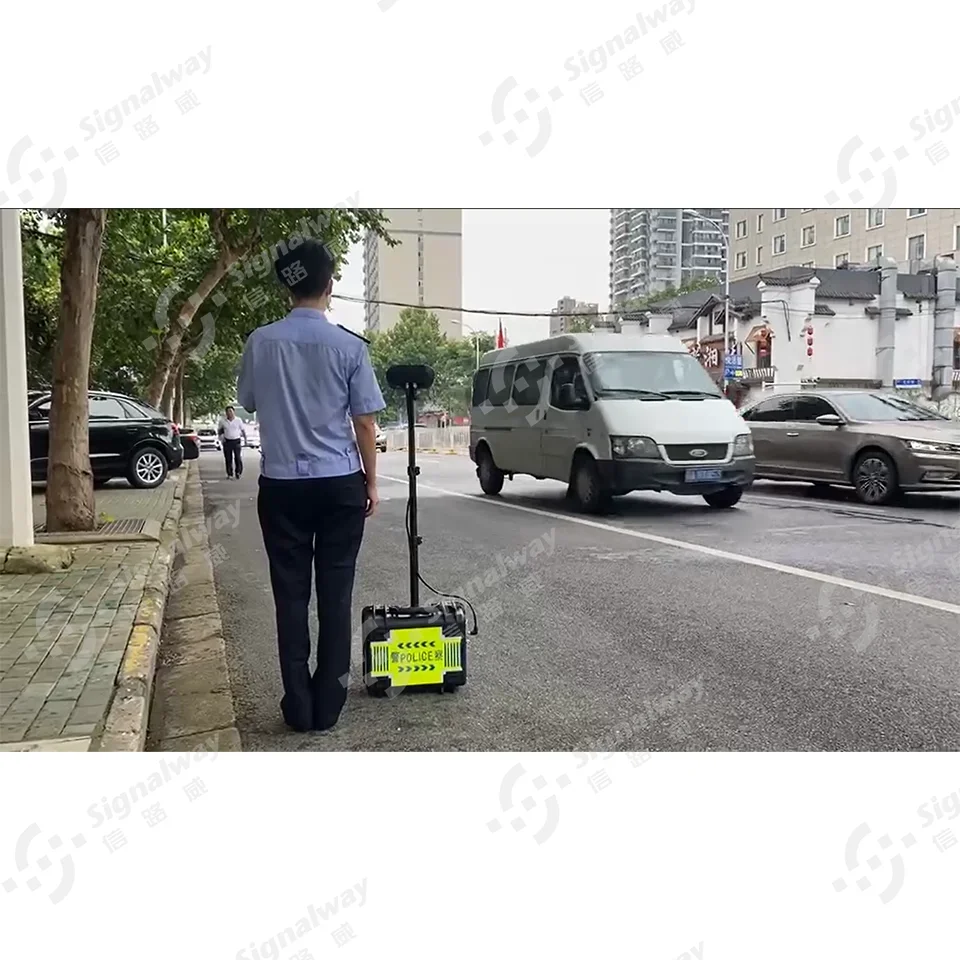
[814,303,836,315]
[864,306,914,318]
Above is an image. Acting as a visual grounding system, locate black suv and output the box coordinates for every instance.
[28,391,186,488]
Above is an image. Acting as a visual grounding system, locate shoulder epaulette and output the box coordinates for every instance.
[337,324,371,344]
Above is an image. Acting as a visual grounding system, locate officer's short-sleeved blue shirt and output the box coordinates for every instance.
[237,308,385,480]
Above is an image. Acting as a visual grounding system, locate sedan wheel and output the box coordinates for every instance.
[129,448,168,489]
[853,452,897,506]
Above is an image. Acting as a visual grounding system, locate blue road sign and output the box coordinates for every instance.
[893,379,922,388]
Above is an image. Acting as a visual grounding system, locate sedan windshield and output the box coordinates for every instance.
[836,393,949,422]
[584,351,723,398]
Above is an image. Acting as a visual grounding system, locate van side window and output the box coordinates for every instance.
[484,364,516,407]
[511,359,546,406]
[550,357,587,409]
[471,368,491,407]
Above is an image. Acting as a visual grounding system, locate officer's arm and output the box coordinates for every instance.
[237,335,256,413]
[348,348,386,482]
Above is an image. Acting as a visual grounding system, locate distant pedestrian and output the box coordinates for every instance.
[237,239,385,733]
[218,405,246,479]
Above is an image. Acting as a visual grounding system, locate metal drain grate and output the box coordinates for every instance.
[34,518,147,536]
[97,519,146,536]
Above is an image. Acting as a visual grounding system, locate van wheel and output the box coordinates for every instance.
[572,455,611,514]
[703,487,743,508]
[477,448,504,496]
[128,447,168,489]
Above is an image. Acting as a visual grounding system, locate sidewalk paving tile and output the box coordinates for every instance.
[1,482,174,747]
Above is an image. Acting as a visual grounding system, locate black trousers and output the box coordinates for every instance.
[257,471,367,731]
[223,438,243,477]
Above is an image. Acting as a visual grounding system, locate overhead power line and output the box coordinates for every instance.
[332,293,625,320]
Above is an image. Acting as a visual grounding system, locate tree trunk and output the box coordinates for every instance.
[160,365,176,420]
[173,359,185,426]
[45,209,108,532]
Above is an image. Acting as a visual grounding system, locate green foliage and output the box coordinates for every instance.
[19,207,393,414]
[566,315,596,333]
[620,276,720,316]
[368,308,494,421]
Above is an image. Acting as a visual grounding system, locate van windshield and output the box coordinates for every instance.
[584,352,723,399]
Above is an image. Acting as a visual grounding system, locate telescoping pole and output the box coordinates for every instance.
[406,384,420,607]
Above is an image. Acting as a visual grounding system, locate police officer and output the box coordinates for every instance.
[237,239,385,733]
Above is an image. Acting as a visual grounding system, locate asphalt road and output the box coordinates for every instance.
[196,449,960,752]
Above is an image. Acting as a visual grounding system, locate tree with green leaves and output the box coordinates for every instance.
[368,308,494,422]
[619,276,720,316]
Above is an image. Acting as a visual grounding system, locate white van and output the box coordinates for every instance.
[468,333,755,513]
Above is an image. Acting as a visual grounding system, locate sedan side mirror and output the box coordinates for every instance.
[815,414,844,427]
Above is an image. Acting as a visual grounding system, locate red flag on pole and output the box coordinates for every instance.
[496,321,505,349]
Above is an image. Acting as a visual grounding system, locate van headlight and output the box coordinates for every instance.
[611,436,660,459]
[733,433,754,457]
[905,439,960,455]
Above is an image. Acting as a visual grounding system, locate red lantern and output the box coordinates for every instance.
[807,347,814,357]
[807,336,814,346]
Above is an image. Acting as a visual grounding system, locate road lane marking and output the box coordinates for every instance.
[378,473,960,617]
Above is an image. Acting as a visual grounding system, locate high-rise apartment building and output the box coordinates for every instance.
[363,208,463,339]
[549,296,600,335]
[609,208,728,313]
[727,208,960,280]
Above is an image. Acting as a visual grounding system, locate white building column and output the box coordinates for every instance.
[0,209,34,547]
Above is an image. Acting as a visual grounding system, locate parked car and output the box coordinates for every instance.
[244,423,261,449]
[376,425,386,452]
[195,426,221,452]
[740,389,960,504]
[178,427,201,461]
[27,391,183,488]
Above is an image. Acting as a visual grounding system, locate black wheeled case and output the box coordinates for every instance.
[362,601,468,696]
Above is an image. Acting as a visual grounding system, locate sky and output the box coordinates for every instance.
[329,209,610,344]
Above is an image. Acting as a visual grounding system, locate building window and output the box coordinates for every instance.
[955,224,960,251]
[756,213,764,232]
[773,234,786,255]
[756,245,763,265]
[735,219,748,239]
[835,215,851,238]
[773,208,787,221]
[907,208,927,218]
[835,252,849,267]
[867,243,884,260]
[801,225,816,247]
[907,234,925,260]
[735,250,747,269]
[867,208,884,229]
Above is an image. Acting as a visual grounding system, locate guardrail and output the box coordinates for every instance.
[385,426,470,452]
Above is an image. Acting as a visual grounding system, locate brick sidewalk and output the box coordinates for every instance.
[0,544,159,744]
[1,470,186,750]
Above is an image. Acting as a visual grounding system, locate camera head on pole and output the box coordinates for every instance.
[386,364,435,398]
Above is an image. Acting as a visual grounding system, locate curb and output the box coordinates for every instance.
[146,463,241,751]
[96,463,191,751]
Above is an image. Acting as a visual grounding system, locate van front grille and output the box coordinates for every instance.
[663,443,729,462]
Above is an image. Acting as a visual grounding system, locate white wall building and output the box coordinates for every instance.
[647,263,960,404]
[363,208,463,339]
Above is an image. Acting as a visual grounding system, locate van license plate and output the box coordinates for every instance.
[686,468,723,482]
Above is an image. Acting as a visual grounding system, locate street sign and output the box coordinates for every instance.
[723,353,743,378]
[893,379,922,388]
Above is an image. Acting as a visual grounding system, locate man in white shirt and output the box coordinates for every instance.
[218,405,247,479]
